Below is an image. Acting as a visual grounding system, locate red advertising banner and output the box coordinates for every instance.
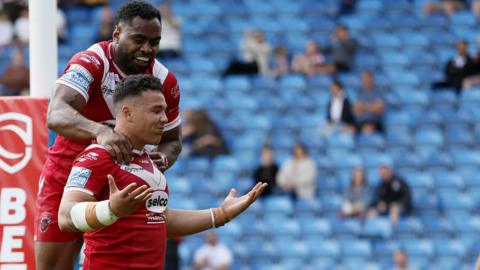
[0,97,48,270]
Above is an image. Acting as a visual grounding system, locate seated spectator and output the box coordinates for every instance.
[292,40,332,76]
[433,40,473,92]
[268,45,290,78]
[338,0,357,16]
[13,8,28,46]
[324,25,357,72]
[0,12,13,47]
[95,6,114,42]
[194,232,232,270]
[368,164,412,224]
[276,143,317,200]
[182,109,228,158]
[391,249,417,270]
[424,0,466,17]
[1,48,29,96]
[253,145,279,197]
[325,79,356,134]
[157,3,182,59]
[353,71,385,134]
[57,8,67,43]
[473,0,480,17]
[340,167,371,218]
[223,29,271,76]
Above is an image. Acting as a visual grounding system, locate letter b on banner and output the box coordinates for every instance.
[0,97,48,270]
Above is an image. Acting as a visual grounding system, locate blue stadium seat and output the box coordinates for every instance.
[402,239,434,259]
[361,217,393,239]
[308,240,340,260]
[263,196,294,215]
[434,240,467,259]
[422,217,455,238]
[395,217,424,239]
[332,219,362,238]
[340,240,372,258]
[432,171,465,191]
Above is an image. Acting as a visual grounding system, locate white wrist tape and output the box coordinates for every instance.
[70,200,119,232]
[70,202,94,232]
[209,208,216,228]
[95,200,119,226]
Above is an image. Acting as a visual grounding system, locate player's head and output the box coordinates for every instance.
[113,1,162,75]
[113,74,167,147]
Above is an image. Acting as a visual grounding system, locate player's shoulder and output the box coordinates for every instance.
[74,144,112,166]
[152,59,177,83]
[69,42,109,71]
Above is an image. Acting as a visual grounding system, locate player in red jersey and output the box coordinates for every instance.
[35,2,183,269]
[57,75,267,269]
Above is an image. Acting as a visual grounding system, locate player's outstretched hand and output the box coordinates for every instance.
[148,152,169,171]
[219,182,268,222]
[107,175,153,218]
[97,128,133,164]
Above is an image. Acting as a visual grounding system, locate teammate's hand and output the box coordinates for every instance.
[97,128,133,164]
[107,175,153,218]
[148,152,169,171]
[219,182,268,221]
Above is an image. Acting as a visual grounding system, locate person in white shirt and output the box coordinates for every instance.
[194,232,233,270]
[14,8,28,45]
[276,143,317,200]
[157,3,181,59]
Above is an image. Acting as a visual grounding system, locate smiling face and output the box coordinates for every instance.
[125,89,168,147]
[113,16,161,75]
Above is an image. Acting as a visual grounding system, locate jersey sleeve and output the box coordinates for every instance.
[56,50,104,102]
[162,71,181,131]
[65,148,114,199]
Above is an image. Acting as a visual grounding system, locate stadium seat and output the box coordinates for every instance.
[361,217,393,239]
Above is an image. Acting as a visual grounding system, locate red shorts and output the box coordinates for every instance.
[34,159,82,242]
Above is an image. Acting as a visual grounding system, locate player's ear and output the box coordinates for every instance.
[113,25,121,44]
[121,105,133,121]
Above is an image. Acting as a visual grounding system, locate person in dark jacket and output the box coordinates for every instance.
[368,164,412,224]
[326,79,356,134]
[253,145,279,197]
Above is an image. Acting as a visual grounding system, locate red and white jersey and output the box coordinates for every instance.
[48,41,181,173]
[65,144,169,270]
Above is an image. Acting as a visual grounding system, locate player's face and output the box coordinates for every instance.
[132,90,168,145]
[114,17,161,74]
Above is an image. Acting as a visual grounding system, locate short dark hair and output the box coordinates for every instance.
[332,79,344,89]
[114,74,163,104]
[115,1,161,26]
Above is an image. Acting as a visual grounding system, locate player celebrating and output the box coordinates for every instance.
[57,75,267,269]
[35,2,182,269]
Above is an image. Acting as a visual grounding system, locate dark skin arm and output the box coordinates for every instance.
[47,84,133,164]
[151,125,182,171]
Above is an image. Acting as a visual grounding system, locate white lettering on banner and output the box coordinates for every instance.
[0,189,26,224]
[0,264,27,270]
[0,226,25,262]
[0,113,32,174]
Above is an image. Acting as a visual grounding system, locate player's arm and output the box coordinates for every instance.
[150,125,182,171]
[48,84,133,164]
[165,182,267,237]
[58,175,152,232]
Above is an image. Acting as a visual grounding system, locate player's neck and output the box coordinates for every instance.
[114,125,145,151]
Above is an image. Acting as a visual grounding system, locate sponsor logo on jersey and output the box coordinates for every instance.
[0,112,32,174]
[146,190,168,213]
[61,64,94,95]
[66,166,92,188]
[79,53,101,68]
[40,212,52,232]
[169,83,180,99]
[76,151,99,162]
[145,212,165,224]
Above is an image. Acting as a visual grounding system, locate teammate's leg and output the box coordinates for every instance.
[35,239,83,270]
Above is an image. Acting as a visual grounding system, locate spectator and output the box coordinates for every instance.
[424,0,466,17]
[1,48,29,96]
[433,40,473,92]
[292,40,332,76]
[223,29,271,76]
[340,167,371,218]
[325,79,355,134]
[353,70,385,134]
[0,11,13,47]
[324,25,357,72]
[13,8,28,46]
[194,232,233,270]
[338,0,357,16]
[157,3,182,59]
[95,6,114,42]
[391,249,417,270]
[182,109,228,158]
[473,0,480,17]
[253,145,279,197]
[368,164,412,224]
[269,45,290,78]
[276,143,317,200]
[57,8,67,43]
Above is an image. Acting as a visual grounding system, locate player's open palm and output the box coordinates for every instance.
[221,182,268,220]
[97,128,133,164]
[107,175,153,218]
